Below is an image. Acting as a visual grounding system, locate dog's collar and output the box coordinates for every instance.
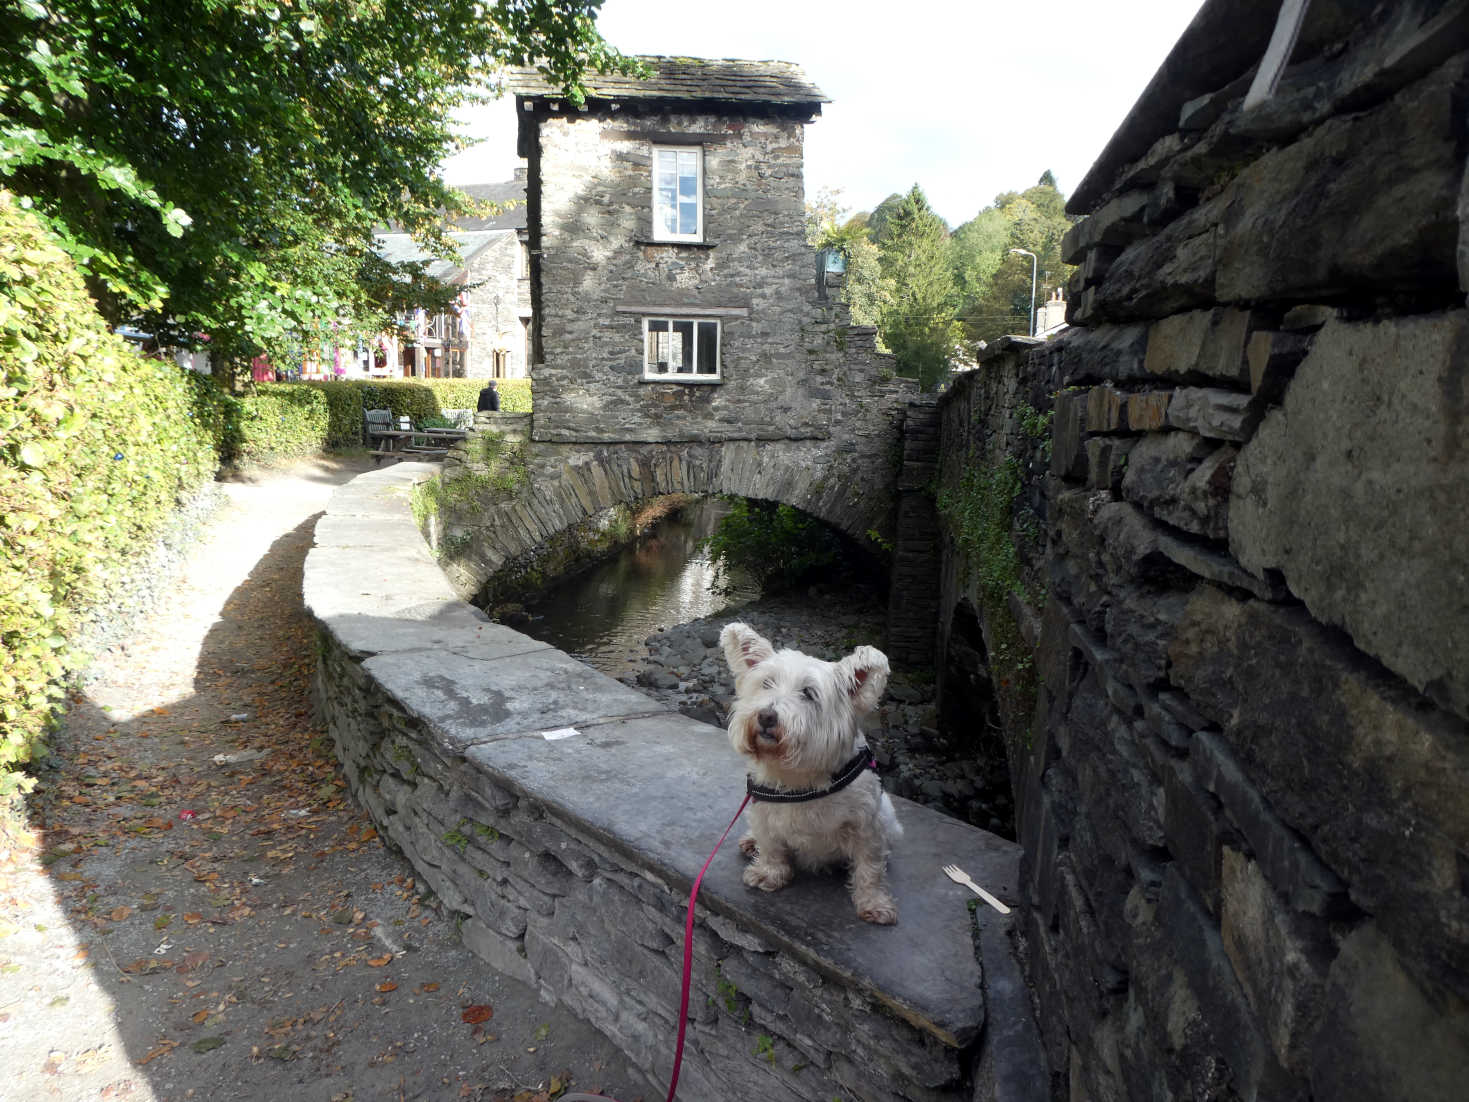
[746,747,878,804]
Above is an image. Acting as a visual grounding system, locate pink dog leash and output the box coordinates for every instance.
[562,791,751,1102]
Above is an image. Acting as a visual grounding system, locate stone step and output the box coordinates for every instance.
[306,463,1046,1102]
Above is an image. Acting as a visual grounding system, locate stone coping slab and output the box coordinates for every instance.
[462,708,1017,1048]
[305,462,1038,1097]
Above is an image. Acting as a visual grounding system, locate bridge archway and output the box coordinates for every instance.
[427,425,900,604]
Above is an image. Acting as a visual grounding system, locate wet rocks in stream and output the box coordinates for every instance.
[609,584,1015,837]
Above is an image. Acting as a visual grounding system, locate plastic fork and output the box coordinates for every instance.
[942,864,1011,914]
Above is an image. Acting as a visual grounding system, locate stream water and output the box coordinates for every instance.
[519,497,759,673]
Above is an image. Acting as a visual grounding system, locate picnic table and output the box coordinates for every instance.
[364,410,467,463]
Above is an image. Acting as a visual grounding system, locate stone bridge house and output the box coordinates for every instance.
[425,58,937,653]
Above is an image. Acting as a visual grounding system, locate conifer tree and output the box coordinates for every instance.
[877,185,960,390]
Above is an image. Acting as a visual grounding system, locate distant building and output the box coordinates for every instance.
[371,170,532,380]
[1034,288,1069,338]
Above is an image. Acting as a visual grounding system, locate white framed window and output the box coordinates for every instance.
[652,145,703,241]
[643,317,720,381]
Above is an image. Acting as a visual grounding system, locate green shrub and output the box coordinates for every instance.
[0,192,218,800]
[416,377,531,414]
[702,498,842,595]
[234,383,331,464]
[492,378,531,413]
[253,378,532,450]
[183,370,242,461]
[303,380,365,448]
[354,379,440,426]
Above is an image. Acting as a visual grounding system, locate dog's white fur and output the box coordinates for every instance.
[720,621,902,924]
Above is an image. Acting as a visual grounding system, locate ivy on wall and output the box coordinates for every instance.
[935,455,1041,742]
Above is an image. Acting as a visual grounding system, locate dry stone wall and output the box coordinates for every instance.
[306,462,1047,1102]
[936,6,1469,1099]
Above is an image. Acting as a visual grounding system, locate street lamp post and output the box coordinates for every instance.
[1009,247,1038,337]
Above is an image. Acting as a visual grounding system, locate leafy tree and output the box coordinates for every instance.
[864,192,907,245]
[952,172,1074,345]
[842,235,892,332]
[951,208,1009,324]
[804,188,889,334]
[702,498,843,596]
[876,185,959,390]
[1,0,634,373]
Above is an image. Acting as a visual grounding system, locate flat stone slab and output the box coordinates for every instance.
[304,546,460,620]
[320,607,527,660]
[466,709,1018,1048]
[313,511,430,553]
[365,646,664,754]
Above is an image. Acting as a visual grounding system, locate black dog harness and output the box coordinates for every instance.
[746,746,878,804]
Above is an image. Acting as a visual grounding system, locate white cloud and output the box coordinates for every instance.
[442,0,1206,226]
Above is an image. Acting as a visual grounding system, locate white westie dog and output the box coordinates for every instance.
[720,621,903,924]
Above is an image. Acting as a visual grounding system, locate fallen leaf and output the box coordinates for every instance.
[365,954,391,967]
[190,1036,225,1053]
[137,1039,178,1066]
[421,982,439,993]
[109,905,132,922]
[375,982,397,993]
[460,1005,493,1025]
[182,913,203,924]
[191,1009,209,1024]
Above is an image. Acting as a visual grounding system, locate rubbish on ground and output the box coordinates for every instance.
[212,749,268,765]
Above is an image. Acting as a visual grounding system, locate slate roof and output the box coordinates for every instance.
[452,178,528,232]
[372,230,502,282]
[506,56,828,107]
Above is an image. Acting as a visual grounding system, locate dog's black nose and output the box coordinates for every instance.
[757,708,779,730]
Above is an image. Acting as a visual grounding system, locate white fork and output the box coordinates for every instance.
[942,864,1011,915]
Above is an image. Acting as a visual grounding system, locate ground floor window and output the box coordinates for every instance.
[643,317,720,381]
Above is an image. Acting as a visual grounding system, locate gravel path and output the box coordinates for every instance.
[0,458,642,1102]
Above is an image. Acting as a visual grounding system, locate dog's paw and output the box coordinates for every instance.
[738,833,758,858]
[856,895,898,925]
[743,863,791,892]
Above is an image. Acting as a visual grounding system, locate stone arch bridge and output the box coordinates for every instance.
[423,365,942,664]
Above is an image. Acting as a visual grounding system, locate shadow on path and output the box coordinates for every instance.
[0,462,642,1102]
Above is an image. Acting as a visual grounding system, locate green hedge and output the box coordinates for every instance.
[235,378,532,460]
[0,193,219,798]
[303,379,365,448]
[235,383,331,464]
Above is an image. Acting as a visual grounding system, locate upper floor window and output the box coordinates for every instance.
[652,145,702,241]
[644,317,719,381]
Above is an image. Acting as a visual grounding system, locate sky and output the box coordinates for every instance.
[441,0,1207,228]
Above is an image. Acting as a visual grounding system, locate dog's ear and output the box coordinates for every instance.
[720,622,773,676]
[838,645,890,714]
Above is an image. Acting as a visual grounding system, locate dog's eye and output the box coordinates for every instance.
[802,686,819,703]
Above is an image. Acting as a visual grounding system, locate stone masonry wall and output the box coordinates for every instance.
[427,335,914,609]
[463,233,530,380]
[530,106,841,444]
[306,462,1046,1102]
[935,6,1469,1099]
